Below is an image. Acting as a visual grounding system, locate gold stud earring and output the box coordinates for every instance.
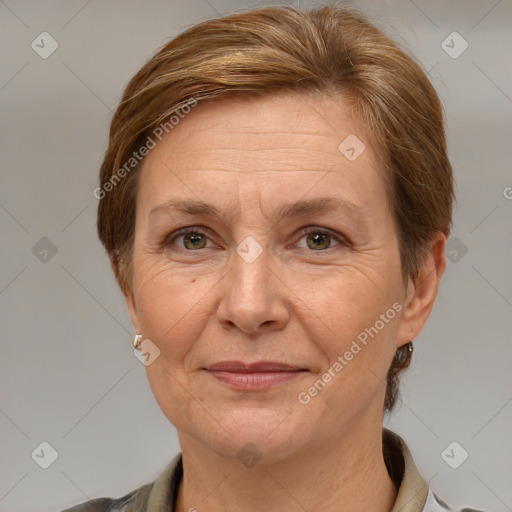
[133,334,143,350]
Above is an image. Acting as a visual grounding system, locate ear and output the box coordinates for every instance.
[396,232,447,348]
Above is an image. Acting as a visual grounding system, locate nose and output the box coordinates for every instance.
[216,245,290,335]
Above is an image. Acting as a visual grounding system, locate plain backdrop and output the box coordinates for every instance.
[1,0,511,511]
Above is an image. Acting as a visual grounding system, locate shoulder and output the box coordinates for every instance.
[383,429,486,512]
[59,482,153,512]
[59,453,182,512]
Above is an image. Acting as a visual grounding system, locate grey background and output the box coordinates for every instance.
[1,0,511,510]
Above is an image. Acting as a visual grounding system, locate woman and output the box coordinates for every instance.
[65,5,483,512]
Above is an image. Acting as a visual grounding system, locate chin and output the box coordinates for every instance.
[189,408,315,464]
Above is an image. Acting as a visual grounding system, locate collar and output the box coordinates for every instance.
[384,428,429,511]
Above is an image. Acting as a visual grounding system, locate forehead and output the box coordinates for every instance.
[136,92,388,218]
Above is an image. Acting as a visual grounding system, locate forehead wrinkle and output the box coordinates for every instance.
[148,198,238,226]
[262,196,368,224]
[149,195,370,231]
[169,147,339,166]
[164,150,343,176]
[163,168,336,175]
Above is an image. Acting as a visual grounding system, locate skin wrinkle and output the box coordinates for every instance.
[147,196,373,243]
[123,92,446,512]
[148,163,378,255]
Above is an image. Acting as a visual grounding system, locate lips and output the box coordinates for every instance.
[206,361,305,372]
[204,361,308,391]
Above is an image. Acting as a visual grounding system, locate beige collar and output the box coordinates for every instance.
[384,429,429,511]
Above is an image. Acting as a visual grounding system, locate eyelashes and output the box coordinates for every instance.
[162,225,350,253]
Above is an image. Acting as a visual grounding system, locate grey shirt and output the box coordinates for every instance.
[61,429,484,512]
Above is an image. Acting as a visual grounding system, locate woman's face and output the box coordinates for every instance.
[126,92,422,460]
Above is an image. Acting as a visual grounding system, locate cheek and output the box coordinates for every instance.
[300,275,400,406]
[133,261,209,361]
[296,266,399,340]
[293,267,403,402]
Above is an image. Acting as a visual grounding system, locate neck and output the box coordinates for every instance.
[175,422,397,512]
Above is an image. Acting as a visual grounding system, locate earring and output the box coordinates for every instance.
[407,341,414,352]
[133,334,143,350]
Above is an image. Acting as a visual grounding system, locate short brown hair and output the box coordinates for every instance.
[97,5,454,413]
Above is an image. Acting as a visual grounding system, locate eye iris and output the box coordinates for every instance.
[184,232,206,250]
[307,232,330,250]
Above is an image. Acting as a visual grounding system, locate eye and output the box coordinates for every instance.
[163,226,348,253]
[296,228,346,251]
[166,227,214,250]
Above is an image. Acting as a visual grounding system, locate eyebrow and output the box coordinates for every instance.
[149,196,369,226]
